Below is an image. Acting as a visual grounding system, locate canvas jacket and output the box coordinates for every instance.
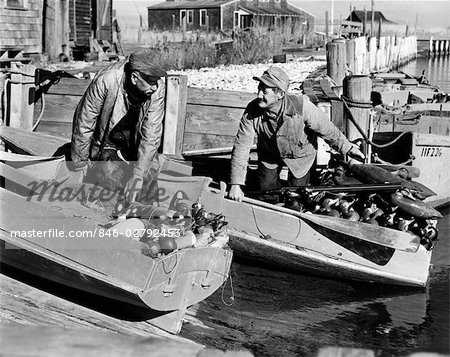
[71,61,165,178]
[230,94,353,185]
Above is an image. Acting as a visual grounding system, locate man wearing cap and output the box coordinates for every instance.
[70,49,166,203]
[229,66,365,202]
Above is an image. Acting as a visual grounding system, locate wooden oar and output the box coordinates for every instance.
[241,196,421,253]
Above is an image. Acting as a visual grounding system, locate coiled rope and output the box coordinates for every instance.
[341,96,414,149]
[341,95,373,109]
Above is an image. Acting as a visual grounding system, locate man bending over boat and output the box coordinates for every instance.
[70,49,166,204]
[228,67,365,202]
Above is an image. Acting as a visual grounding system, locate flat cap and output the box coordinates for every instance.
[253,66,289,92]
[128,49,166,78]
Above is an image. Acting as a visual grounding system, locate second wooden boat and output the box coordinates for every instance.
[0,130,233,334]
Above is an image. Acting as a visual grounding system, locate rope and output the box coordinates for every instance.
[250,205,271,239]
[158,253,178,274]
[342,96,414,149]
[372,153,415,166]
[250,203,301,243]
[341,95,373,109]
[221,272,235,306]
[374,104,403,115]
[32,93,45,131]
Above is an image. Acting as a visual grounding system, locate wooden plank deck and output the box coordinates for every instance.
[0,273,195,341]
[0,322,202,357]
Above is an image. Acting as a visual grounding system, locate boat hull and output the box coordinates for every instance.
[227,229,431,287]
[201,190,432,287]
[1,235,232,312]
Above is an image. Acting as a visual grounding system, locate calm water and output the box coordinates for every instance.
[180,58,450,356]
[400,55,450,93]
[180,208,449,356]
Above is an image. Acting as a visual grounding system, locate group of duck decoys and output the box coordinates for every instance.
[254,159,442,251]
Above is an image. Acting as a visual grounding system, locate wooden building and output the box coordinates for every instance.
[70,0,114,54]
[0,0,69,60]
[341,10,406,38]
[147,0,315,34]
[0,0,113,62]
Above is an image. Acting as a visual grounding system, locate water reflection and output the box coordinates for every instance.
[400,56,450,93]
[182,207,449,356]
[182,261,434,356]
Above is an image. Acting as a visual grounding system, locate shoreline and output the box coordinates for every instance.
[169,56,327,94]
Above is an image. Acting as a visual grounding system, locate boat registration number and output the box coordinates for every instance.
[420,147,443,157]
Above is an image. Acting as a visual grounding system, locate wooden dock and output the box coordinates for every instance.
[0,270,198,342]
[417,37,450,58]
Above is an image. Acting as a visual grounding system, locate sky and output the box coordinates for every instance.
[114,0,450,30]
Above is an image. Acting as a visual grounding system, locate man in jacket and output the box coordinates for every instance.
[70,49,166,203]
[229,67,365,202]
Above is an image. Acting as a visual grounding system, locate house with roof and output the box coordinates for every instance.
[147,0,315,34]
[341,10,406,38]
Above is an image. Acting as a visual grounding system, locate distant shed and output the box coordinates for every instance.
[342,10,406,37]
[346,10,395,24]
[147,0,315,34]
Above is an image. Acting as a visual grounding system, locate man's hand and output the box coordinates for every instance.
[347,143,365,162]
[228,184,245,202]
[124,174,144,203]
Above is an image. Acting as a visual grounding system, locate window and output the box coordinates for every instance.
[187,9,194,24]
[6,0,27,9]
[234,11,239,28]
[180,10,186,27]
[200,9,207,26]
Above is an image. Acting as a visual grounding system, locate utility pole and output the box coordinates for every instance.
[370,0,375,37]
[330,0,334,39]
[363,6,367,36]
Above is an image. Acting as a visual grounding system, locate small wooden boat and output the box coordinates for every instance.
[371,70,443,103]
[199,188,434,288]
[0,127,437,289]
[0,128,233,334]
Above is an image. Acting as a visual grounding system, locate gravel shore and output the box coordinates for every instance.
[170,56,326,94]
[47,55,326,94]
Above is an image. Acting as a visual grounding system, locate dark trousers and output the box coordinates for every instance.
[257,163,310,192]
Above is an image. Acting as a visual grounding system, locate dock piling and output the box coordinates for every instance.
[343,75,372,148]
[427,36,450,57]
[326,38,347,86]
[162,75,188,156]
[328,35,417,76]
[346,39,356,75]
